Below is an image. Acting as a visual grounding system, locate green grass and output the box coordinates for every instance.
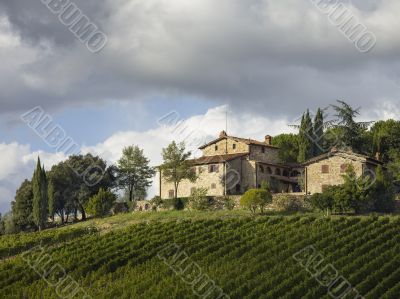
[1,212,400,298]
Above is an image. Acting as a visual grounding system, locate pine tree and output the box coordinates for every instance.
[313,108,324,156]
[32,157,48,231]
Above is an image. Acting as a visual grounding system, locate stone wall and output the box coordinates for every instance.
[201,139,249,156]
[249,145,280,164]
[306,154,367,194]
[160,163,226,198]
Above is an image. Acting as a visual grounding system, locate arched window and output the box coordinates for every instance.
[275,168,281,176]
[283,169,289,177]
[259,165,264,173]
[266,167,272,174]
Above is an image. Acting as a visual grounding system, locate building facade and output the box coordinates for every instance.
[159,132,384,199]
[303,149,382,194]
[159,131,302,199]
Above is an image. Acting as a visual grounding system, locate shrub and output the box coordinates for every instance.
[240,189,272,214]
[190,188,212,211]
[112,202,129,214]
[273,194,306,212]
[162,198,187,210]
[223,196,236,210]
[86,188,117,217]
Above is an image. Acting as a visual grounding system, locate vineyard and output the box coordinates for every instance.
[1,214,400,298]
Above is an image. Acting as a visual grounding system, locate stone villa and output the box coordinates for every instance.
[159,131,382,198]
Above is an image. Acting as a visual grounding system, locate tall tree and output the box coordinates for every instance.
[47,178,56,223]
[160,141,197,198]
[11,179,34,231]
[272,133,299,163]
[313,108,325,156]
[297,111,313,163]
[32,157,48,231]
[370,119,400,162]
[330,100,372,153]
[116,146,155,202]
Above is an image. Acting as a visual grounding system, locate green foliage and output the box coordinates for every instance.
[32,157,48,231]
[11,179,34,231]
[150,196,163,209]
[330,100,372,153]
[311,165,396,214]
[313,108,324,156]
[116,145,155,202]
[46,154,115,222]
[189,188,211,211]
[297,111,313,163]
[2,216,400,298]
[240,188,272,214]
[370,119,400,162]
[310,189,335,215]
[160,141,197,198]
[272,133,299,163]
[222,196,235,210]
[162,198,187,210]
[0,227,93,258]
[273,194,308,212]
[370,166,396,213]
[86,188,117,217]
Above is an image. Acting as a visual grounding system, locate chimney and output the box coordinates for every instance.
[264,135,272,145]
[219,130,227,138]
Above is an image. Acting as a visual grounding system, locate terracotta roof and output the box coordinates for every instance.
[189,153,248,165]
[198,135,279,149]
[303,149,383,166]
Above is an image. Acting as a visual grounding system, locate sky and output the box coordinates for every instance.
[0,0,399,213]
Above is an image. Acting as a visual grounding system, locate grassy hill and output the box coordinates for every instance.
[1,211,400,298]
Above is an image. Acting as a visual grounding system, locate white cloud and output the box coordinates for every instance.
[0,142,67,213]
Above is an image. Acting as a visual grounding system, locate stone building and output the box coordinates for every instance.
[159,131,303,199]
[303,148,382,194]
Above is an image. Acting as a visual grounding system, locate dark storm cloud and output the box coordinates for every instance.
[0,0,108,46]
[0,0,399,120]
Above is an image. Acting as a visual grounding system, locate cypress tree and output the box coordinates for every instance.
[297,110,313,163]
[32,157,48,231]
[313,108,324,156]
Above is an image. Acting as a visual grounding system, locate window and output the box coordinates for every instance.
[211,183,216,189]
[259,165,264,173]
[275,168,281,176]
[233,143,236,150]
[262,146,265,153]
[266,167,272,174]
[340,164,348,173]
[215,145,218,151]
[283,170,289,177]
[321,165,330,174]
[168,190,175,198]
[208,164,219,173]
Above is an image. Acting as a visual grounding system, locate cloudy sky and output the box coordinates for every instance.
[0,0,399,213]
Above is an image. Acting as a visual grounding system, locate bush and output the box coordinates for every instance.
[223,196,236,210]
[162,198,187,210]
[112,202,129,214]
[273,194,307,212]
[86,188,117,217]
[240,189,272,214]
[190,188,212,211]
